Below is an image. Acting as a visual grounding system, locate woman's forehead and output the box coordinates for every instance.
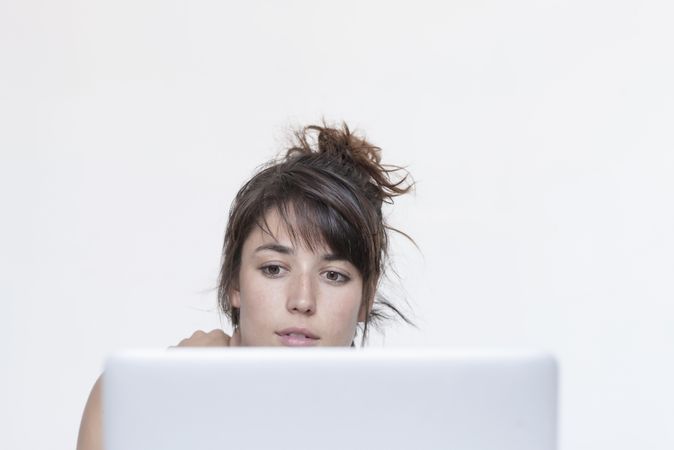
[244,208,332,254]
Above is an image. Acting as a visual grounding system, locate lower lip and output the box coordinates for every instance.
[276,333,319,347]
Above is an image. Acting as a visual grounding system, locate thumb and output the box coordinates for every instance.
[229,327,242,347]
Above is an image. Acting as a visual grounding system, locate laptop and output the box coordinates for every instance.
[103,348,558,450]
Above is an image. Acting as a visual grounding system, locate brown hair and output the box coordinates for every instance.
[217,122,414,345]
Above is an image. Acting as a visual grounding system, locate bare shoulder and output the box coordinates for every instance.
[76,329,237,449]
[77,375,104,450]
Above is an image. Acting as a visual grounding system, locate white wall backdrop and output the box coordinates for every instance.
[2,1,673,449]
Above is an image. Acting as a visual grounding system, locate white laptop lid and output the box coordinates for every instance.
[103,348,557,450]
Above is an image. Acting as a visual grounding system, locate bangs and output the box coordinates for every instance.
[256,195,368,274]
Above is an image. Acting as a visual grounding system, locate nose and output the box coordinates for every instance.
[286,272,316,315]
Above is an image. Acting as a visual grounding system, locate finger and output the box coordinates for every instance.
[191,330,206,338]
[177,336,201,348]
[206,329,229,346]
[229,327,241,347]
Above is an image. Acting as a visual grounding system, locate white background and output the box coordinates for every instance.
[1,1,673,449]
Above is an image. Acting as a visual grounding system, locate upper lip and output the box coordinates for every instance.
[276,327,320,339]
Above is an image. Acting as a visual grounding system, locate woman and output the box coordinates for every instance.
[76,122,414,449]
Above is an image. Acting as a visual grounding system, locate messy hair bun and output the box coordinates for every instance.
[287,123,413,207]
[218,121,415,345]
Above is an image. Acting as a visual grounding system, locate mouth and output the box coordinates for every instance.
[275,328,320,347]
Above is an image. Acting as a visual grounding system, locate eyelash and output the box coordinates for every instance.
[323,270,350,284]
[258,265,351,284]
[260,264,286,278]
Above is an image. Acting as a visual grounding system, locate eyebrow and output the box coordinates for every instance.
[254,243,344,262]
[254,243,293,255]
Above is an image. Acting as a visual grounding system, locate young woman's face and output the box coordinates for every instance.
[230,209,366,347]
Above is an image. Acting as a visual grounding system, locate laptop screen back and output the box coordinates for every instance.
[103,348,557,450]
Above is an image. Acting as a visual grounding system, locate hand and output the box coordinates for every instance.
[173,328,241,347]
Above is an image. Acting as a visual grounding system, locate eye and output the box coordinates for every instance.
[323,270,350,284]
[260,264,285,278]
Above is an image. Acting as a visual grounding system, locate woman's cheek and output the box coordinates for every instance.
[325,295,361,344]
[238,273,278,345]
